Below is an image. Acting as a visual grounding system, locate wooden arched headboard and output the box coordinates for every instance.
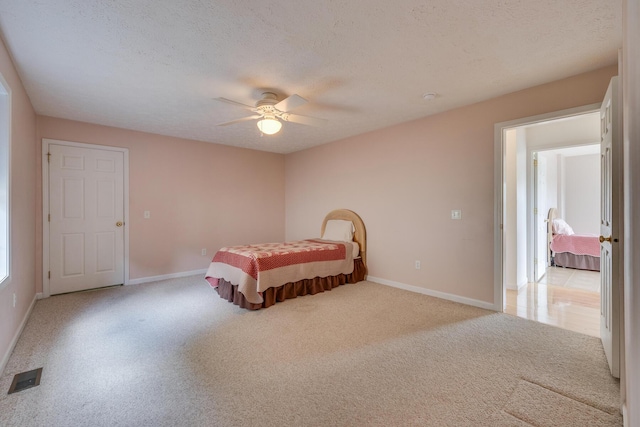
[321,209,366,266]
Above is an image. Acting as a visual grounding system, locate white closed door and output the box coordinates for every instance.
[49,144,125,294]
[599,77,620,378]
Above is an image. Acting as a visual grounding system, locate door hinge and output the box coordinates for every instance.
[47,152,51,163]
[48,271,50,279]
[48,214,50,222]
[534,208,538,215]
[533,159,538,167]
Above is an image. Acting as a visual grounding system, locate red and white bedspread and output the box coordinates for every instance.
[205,239,354,304]
[550,234,600,257]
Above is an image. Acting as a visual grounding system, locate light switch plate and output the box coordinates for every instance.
[451,210,462,220]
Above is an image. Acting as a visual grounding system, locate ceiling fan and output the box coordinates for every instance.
[214,91,328,135]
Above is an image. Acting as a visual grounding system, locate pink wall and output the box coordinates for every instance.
[0,38,37,370]
[36,117,285,290]
[284,65,618,305]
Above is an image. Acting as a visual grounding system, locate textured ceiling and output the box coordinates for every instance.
[0,0,622,153]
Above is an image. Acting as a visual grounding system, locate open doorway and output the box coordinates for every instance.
[501,111,602,337]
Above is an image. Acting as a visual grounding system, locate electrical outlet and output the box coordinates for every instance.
[451,210,462,220]
[415,260,421,270]
[201,248,207,256]
[13,293,16,308]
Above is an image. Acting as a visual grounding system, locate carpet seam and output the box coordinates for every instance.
[501,409,538,427]
[519,377,619,416]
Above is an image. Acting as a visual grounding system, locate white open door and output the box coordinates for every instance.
[533,153,548,282]
[600,77,620,378]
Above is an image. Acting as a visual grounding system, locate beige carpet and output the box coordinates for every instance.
[0,277,621,426]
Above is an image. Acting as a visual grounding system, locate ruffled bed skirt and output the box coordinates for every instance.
[554,252,600,271]
[216,258,367,310]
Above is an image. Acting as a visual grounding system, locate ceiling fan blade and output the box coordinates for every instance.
[281,113,328,127]
[214,97,256,111]
[275,94,308,112]
[216,115,262,126]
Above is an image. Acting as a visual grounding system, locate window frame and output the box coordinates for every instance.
[0,72,11,288]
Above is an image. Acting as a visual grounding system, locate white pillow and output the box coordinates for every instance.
[552,218,575,235]
[322,220,355,241]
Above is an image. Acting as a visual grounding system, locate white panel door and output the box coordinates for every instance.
[534,154,548,281]
[600,77,620,378]
[49,144,125,294]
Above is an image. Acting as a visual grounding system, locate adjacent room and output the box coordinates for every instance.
[1,1,638,426]
[502,113,603,338]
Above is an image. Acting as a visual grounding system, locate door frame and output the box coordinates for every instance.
[493,103,601,310]
[42,138,130,298]
[532,151,548,283]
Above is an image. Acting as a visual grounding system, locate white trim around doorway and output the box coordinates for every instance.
[493,103,601,312]
[42,138,130,298]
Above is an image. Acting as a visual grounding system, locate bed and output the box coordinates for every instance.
[205,209,367,309]
[547,208,600,271]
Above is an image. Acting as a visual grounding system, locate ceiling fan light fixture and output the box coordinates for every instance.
[257,117,282,135]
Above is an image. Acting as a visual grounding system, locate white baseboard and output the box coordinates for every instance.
[366,276,497,311]
[517,277,528,290]
[504,276,528,291]
[127,269,208,286]
[0,293,38,376]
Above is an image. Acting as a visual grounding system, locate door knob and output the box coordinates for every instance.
[116,221,124,227]
[599,235,612,243]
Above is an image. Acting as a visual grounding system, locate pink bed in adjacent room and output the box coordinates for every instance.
[205,209,367,310]
[548,208,600,271]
